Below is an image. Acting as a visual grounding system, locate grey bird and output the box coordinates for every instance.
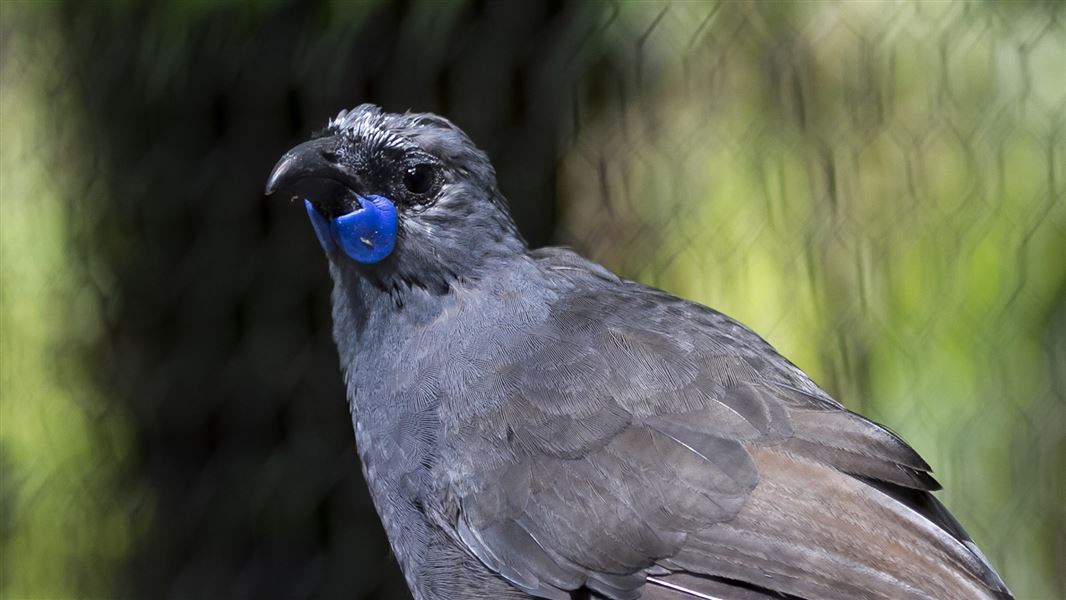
[266,104,1012,600]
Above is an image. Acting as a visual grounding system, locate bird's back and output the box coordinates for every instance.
[426,246,1011,600]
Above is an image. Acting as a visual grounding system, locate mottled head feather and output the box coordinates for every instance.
[321,104,526,306]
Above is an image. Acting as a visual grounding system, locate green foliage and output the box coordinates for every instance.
[561,3,1065,597]
[1,1,1062,598]
[0,7,145,599]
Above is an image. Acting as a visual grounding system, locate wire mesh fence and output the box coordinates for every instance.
[2,1,1063,599]
[560,5,1065,598]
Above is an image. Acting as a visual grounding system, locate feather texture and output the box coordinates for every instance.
[272,106,1012,600]
[438,249,1010,600]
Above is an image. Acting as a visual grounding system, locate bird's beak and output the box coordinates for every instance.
[265,136,361,218]
[267,136,400,264]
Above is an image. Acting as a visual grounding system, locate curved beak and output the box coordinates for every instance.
[265,136,362,218]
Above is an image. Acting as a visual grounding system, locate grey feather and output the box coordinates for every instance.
[267,105,1012,600]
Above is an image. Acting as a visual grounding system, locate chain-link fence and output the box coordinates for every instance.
[2,2,1063,599]
[560,5,1065,599]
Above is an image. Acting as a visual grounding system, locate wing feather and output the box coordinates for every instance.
[439,251,1010,599]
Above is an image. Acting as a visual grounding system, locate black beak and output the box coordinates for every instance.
[265,136,362,218]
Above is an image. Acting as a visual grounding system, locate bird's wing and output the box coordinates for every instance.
[438,251,1010,600]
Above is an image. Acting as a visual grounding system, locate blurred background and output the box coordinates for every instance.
[2,1,1063,599]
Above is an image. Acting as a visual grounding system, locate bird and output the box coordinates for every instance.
[265,104,1012,600]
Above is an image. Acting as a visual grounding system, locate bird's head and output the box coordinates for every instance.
[266,104,525,294]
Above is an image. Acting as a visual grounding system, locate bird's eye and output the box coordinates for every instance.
[403,164,435,195]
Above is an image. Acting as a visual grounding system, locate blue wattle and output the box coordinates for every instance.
[333,195,398,264]
[305,199,337,254]
[304,195,398,264]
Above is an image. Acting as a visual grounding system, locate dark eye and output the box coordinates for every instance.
[403,164,435,194]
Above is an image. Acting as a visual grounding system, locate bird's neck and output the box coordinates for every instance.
[339,198,526,300]
[326,248,547,598]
